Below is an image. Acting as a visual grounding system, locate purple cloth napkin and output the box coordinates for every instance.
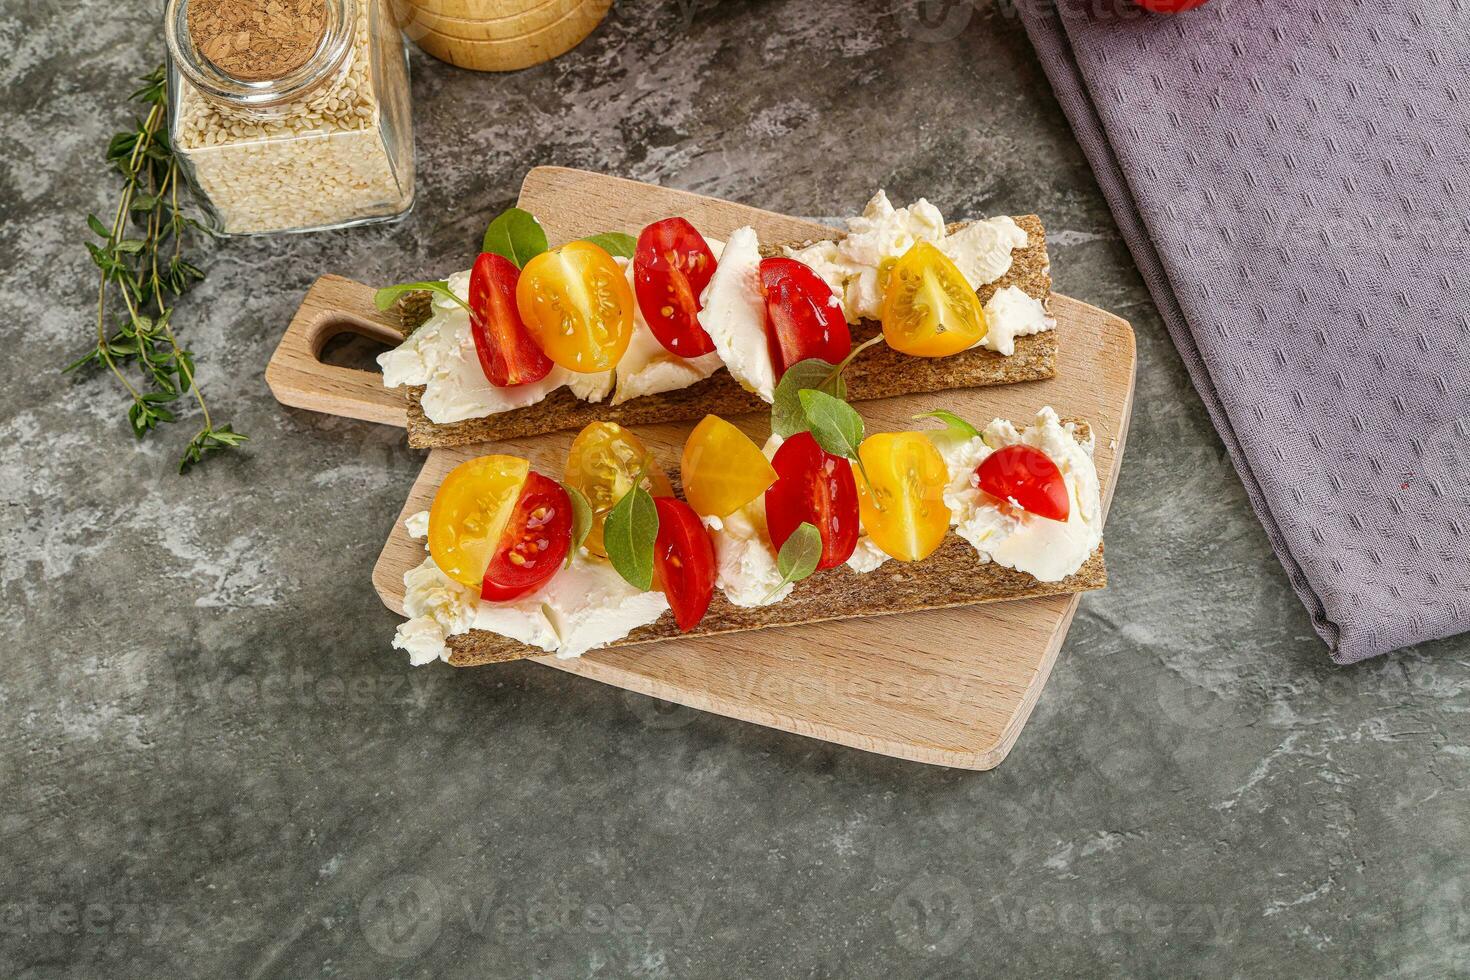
[1018,0,1470,662]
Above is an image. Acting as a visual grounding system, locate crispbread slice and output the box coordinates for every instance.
[424,420,1101,668]
[395,215,1055,449]
[446,544,1104,668]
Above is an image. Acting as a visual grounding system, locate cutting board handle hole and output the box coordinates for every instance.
[318,320,394,373]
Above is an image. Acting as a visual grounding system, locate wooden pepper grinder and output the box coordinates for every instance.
[394,0,613,72]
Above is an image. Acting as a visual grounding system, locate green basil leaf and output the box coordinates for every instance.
[374,280,454,311]
[913,409,980,440]
[762,522,823,601]
[482,207,549,267]
[561,482,594,568]
[771,358,847,438]
[603,483,659,591]
[581,232,637,259]
[799,388,865,462]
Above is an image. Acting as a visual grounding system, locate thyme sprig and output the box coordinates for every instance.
[65,65,246,473]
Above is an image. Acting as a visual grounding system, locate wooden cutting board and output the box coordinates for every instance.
[268,167,1136,769]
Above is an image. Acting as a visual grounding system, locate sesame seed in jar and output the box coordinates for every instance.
[167,0,413,235]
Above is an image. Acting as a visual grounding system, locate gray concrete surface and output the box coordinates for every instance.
[4,1,1468,976]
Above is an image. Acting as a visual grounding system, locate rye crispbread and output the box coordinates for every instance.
[393,216,1055,449]
[428,420,1101,668]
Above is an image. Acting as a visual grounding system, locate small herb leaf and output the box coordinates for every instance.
[799,389,866,462]
[582,232,637,258]
[771,359,847,438]
[603,484,659,591]
[762,522,823,601]
[373,280,470,316]
[561,482,594,567]
[482,207,549,268]
[913,409,981,440]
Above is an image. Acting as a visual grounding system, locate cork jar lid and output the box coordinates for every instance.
[187,0,328,82]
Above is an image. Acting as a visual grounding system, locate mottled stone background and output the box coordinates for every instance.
[2,0,1467,976]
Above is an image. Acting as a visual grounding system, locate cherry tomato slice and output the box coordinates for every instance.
[651,496,716,631]
[881,241,986,357]
[856,432,950,562]
[633,218,718,358]
[563,421,674,557]
[429,455,531,588]
[976,445,1070,522]
[681,414,777,519]
[481,472,572,601]
[764,431,859,571]
[1132,0,1208,12]
[468,252,555,387]
[759,257,851,378]
[516,241,635,373]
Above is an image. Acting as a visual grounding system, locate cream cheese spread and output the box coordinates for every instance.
[377,271,612,424]
[932,407,1102,582]
[393,512,669,664]
[783,191,1051,357]
[698,226,778,402]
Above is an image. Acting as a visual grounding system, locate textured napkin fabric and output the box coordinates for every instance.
[1018,0,1470,662]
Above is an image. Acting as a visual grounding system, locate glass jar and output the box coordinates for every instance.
[164,0,414,236]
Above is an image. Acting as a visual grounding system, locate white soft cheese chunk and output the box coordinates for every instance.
[698,226,777,402]
[785,190,948,323]
[393,542,668,664]
[394,556,481,666]
[937,215,1029,292]
[706,433,791,606]
[845,535,891,574]
[612,241,726,406]
[535,558,670,659]
[403,509,430,540]
[782,193,1043,350]
[978,284,1054,356]
[933,407,1102,582]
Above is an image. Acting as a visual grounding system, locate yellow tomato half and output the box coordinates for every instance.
[428,454,532,588]
[856,432,950,562]
[564,421,673,556]
[516,241,635,373]
[681,415,778,519]
[880,241,987,357]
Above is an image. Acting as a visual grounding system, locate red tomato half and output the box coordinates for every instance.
[1132,0,1208,12]
[759,257,851,378]
[481,472,572,601]
[468,252,554,388]
[651,496,716,631]
[633,218,718,358]
[764,431,859,571]
[976,445,1070,522]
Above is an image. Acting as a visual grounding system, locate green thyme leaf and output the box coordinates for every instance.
[763,522,823,601]
[482,207,549,268]
[798,389,866,462]
[581,232,637,258]
[561,482,594,568]
[913,409,981,440]
[603,483,660,591]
